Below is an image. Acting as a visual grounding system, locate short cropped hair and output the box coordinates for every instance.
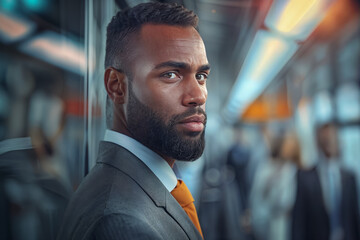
[105,2,198,71]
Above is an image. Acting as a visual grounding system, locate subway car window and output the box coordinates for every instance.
[0,0,85,239]
[1,0,360,240]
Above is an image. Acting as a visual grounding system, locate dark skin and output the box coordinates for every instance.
[104,24,210,167]
[316,123,339,159]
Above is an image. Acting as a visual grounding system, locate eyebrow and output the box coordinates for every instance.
[154,61,211,72]
[198,64,211,72]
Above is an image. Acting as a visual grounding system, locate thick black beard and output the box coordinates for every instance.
[126,84,206,161]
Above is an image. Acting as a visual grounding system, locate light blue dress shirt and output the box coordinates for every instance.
[104,129,178,192]
[318,154,343,239]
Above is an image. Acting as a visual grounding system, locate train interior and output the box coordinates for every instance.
[0,0,359,239]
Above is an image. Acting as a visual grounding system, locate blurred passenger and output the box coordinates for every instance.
[0,66,71,240]
[0,135,71,240]
[58,3,208,240]
[292,122,360,240]
[250,129,300,240]
[199,125,255,240]
[0,138,42,240]
[227,127,254,239]
[228,128,252,211]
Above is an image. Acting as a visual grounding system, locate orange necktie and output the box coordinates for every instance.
[171,180,203,238]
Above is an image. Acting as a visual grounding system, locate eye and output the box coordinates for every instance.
[196,73,208,82]
[161,72,179,80]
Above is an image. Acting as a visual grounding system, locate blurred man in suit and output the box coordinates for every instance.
[57,2,209,240]
[292,122,360,240]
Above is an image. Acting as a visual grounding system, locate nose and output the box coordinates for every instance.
[182,77,207,107]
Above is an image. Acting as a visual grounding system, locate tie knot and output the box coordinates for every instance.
[171,180,194,207]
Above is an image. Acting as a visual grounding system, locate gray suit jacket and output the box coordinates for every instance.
[57,141,203,240]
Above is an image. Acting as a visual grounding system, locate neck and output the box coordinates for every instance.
[156,152,175,168]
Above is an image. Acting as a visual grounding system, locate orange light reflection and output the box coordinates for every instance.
[0,13,31,40]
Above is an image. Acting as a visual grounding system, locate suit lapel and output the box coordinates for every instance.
[97,141,202,239]
[339,169,346,216]
[315,166,331,214]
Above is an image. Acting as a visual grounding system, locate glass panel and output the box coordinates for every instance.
[0,1,85,239]
[85,0,118,170]
[336,83,360,123]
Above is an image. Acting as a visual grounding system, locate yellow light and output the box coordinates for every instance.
[225,31,298,119]
[276,0,320,34]
[265,0,334,40]
[251,37,289,81]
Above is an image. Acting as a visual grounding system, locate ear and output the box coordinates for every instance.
[104,67,127,104]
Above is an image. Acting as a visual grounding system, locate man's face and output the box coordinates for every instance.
[317,123,339,159]
[124,24,210,162]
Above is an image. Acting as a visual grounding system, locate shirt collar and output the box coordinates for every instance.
[104,129,178,192]
[318,151,340,167]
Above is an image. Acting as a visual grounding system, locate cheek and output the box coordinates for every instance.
[204,86,208,99]
[153,90,182,114]
[138,84,182,117]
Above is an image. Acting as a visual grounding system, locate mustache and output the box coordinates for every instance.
[170,108,207,126]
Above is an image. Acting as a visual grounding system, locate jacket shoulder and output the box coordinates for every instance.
[58,162,150,240]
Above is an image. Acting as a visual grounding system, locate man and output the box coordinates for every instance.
[57,2,209,240]
[292,122,360,240]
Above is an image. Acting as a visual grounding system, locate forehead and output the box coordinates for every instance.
[130,24,207,66]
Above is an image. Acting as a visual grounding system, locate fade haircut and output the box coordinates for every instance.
[105,2,199,72]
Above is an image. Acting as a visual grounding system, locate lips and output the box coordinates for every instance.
[178,115,206,132]
[179,115,206,124]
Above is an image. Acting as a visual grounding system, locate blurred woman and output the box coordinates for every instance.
[250,129,301,240]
